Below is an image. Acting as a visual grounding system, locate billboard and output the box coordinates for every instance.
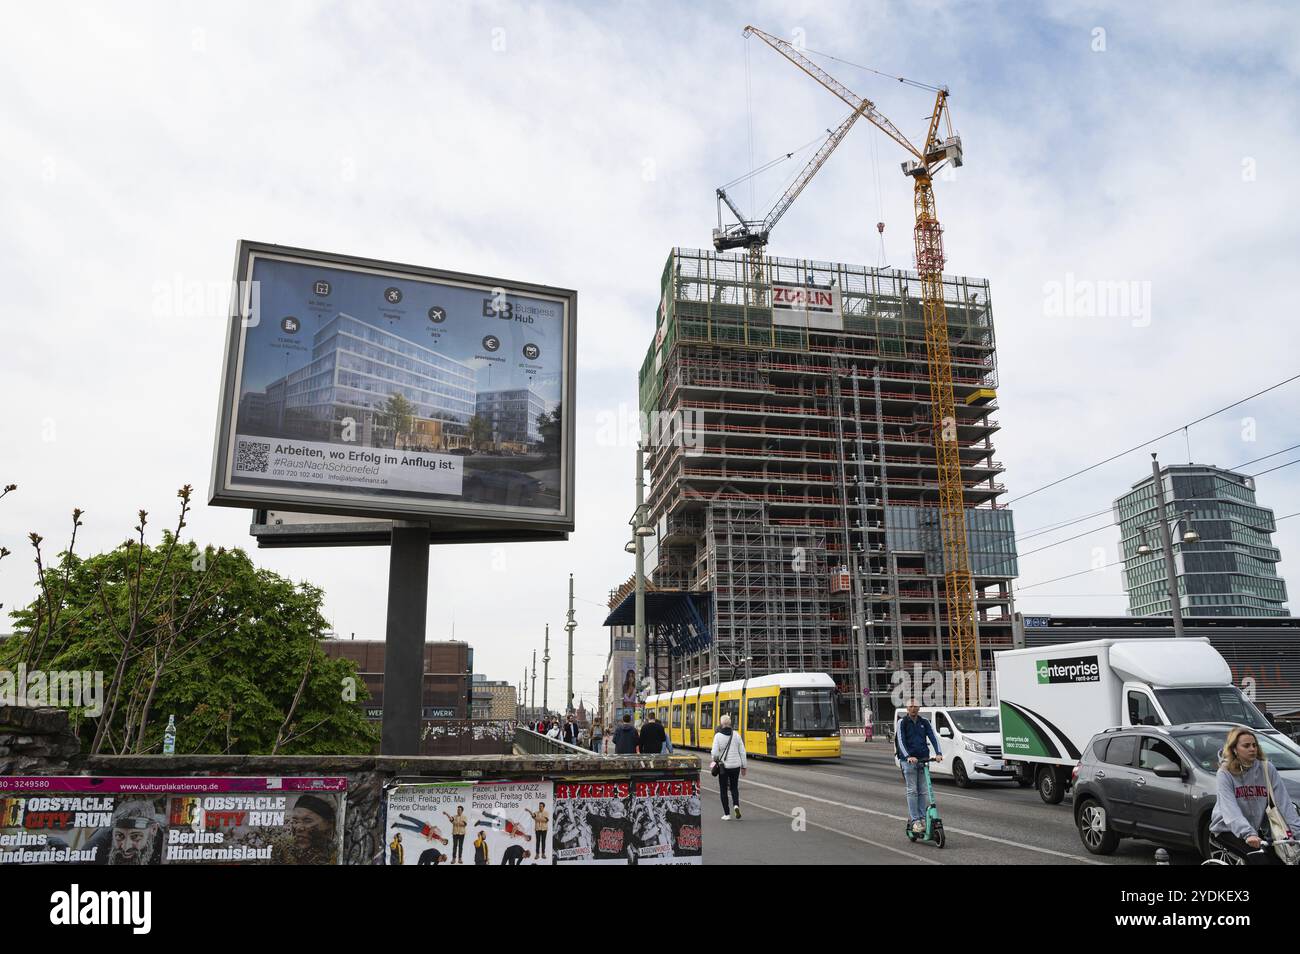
[210,241,575,535]
[0,776,346,865]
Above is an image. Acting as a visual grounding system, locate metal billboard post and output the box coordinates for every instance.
[381,522,431,755]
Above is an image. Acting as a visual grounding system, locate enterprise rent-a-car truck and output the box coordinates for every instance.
[996,637,1282,805]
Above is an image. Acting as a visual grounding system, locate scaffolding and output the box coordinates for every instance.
[642,248,1019,728]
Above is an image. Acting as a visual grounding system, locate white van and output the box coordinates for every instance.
[893,706,1017,787]
[995,637,1288,805]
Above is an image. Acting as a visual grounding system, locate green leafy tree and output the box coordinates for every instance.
[378,392,416,448]
[466,414,493,452]
[538,403,562,459]
[2,487,377,756]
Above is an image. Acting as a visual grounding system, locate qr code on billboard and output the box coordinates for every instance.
[236,440,271,473]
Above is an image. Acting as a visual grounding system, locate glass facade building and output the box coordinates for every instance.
[475,387,547,446]
[252,314,476,446]
[1115,464,1289,618]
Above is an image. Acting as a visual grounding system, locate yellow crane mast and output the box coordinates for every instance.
[744,26,980,701]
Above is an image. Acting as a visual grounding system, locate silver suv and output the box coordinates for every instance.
[1073,722,1300,859]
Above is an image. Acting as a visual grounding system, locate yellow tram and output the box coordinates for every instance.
[644,672,841,760]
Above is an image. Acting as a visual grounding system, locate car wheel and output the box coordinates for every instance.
[952,759,971,788]
[1077,798,1119,855]
[1197,817,1239,864]
[1037,766,1065,805]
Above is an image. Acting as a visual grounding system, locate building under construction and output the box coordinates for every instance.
[638,247,1020,726]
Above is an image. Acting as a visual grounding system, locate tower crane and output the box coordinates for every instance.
[713,109,862,257]
[743,25,979,702]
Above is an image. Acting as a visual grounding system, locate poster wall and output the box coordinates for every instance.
[384,780,552,866]
[0,777,346,865]
[629,774,702,865]
[383,774,703,865]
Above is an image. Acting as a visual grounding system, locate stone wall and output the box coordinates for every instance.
[0,705,80,775]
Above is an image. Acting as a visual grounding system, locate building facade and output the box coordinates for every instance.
[322,639,474,721]
[638,249,1019,725]
[471,675,519,719]
[474,387,547,448]
[1115,464,1289,618]
[250,314,477,448]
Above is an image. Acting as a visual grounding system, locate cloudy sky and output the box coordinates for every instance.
[3,1,1298,709]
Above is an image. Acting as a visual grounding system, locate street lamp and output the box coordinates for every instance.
[626,443,657,717]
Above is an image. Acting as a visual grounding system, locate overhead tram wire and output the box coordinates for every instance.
[1006,371,1300,506]
[1012,441,1300,546]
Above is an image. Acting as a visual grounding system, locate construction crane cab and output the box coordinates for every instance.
[906,134,963,176]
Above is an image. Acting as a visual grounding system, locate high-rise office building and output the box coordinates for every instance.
[1115,463,1289,617]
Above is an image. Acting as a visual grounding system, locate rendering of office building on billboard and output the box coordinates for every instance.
[241,313,479,451]
[475,387,548,449]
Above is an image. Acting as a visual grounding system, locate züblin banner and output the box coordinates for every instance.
[1036,655,1101,685]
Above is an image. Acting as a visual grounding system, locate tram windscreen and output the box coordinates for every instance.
[783,688,838,733]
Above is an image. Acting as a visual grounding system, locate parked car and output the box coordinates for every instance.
[893,706,1019,787]
[1072,721,1300,859]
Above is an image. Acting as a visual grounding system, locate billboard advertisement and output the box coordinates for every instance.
[384,779,552,865]
[210,241,575,534]
[0,777,346,865]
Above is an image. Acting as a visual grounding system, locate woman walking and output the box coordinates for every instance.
[710,714,747,821]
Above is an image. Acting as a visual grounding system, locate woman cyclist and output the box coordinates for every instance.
[1209,725,1300,864]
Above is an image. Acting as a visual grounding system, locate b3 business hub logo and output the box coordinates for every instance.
[1036,655,1101,684]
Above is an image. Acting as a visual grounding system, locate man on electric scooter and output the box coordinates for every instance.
[896,698,943,834]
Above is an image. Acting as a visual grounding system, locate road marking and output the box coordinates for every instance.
[792,767,987,801]
[737,777,1105,864]
[700,782,942,865]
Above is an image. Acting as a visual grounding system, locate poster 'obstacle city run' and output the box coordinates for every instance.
[209,241,576,532]
[0,777,346,865]
[384,780,553,866]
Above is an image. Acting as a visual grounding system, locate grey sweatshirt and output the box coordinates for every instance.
[1210,758,1300,839]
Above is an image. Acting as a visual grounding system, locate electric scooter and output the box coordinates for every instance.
[904,756,946,849]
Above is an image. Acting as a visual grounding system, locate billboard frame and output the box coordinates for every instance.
[208,240,576,536]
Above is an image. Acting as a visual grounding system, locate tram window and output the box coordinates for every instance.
[686,706,696,729]
[672,706,682,728]
[747,697,775,732]
[701,702,714,729]
[781,688,838,733]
